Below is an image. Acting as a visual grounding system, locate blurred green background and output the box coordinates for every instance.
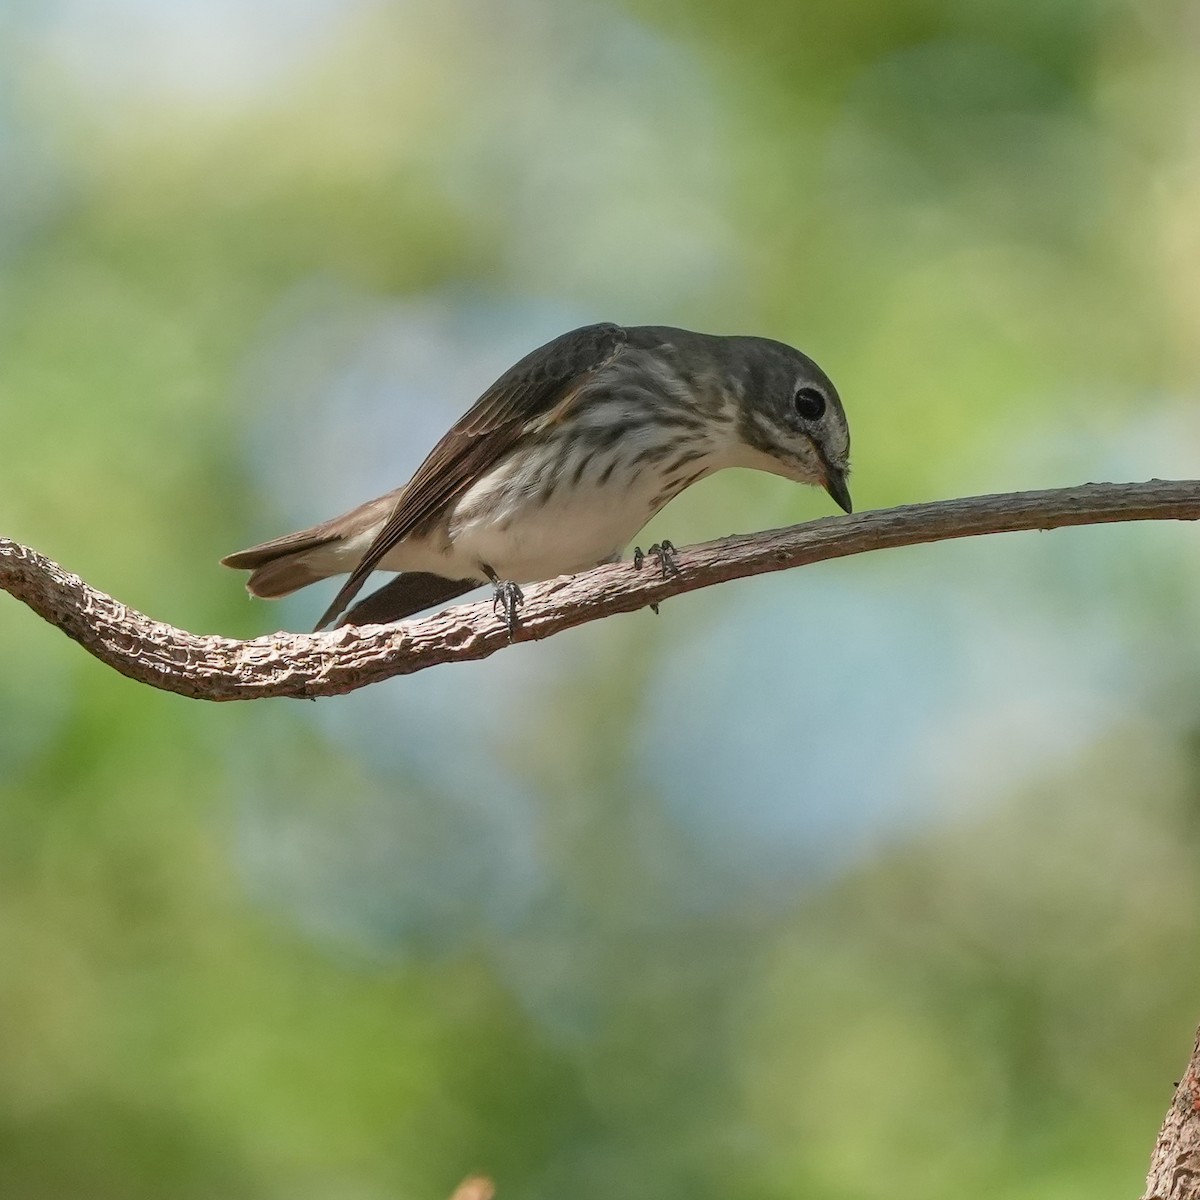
[2,1,1200,1197]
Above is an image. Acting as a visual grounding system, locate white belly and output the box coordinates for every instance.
[450,477,648,581]
[377,430,719,583]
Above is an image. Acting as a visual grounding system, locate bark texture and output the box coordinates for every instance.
[2,479,1200,701]
[1144,1025,1200,1200]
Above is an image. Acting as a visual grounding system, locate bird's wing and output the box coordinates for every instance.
[340,572,479,626]
[313,322,628,629]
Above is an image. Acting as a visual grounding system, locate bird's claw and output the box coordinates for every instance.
[491,579,525,636]
[633,540,679,578]
[648,540,679,578]
[633,540,679,615]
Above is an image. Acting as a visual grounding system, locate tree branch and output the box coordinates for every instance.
[1143,1023,1200,1199]
[2,479,1198,702]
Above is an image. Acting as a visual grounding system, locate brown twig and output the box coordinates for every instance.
[1,479,1198,702]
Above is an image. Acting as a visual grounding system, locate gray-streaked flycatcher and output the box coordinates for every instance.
[222,322,852,631]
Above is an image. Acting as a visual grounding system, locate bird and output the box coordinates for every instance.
[221,322,852,632]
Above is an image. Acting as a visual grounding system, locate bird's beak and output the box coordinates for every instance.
[822,464,853,514]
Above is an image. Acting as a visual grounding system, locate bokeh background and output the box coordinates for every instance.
[2,1,1200,1196]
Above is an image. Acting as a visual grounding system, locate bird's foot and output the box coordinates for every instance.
[651,540,679,577]
[632,539,679,615]
[633,540,679,577]
[490,578,525,636]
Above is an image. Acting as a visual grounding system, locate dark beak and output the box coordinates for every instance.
[822,464,853,514]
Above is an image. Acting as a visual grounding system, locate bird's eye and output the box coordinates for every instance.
[793,386,826,421]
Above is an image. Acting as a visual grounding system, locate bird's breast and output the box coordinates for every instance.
[440,420,722,582]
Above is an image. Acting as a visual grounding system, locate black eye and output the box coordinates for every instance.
[793,385,826,421]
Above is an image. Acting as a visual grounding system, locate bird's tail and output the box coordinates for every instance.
[222,489,402,600]
[221,529,349,599]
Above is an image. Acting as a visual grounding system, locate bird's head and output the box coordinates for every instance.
[729,337,852,513]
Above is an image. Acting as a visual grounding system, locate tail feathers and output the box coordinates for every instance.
[243,551,337,599]
[222,490,403,599]
[221,527,338,571]
[222,529,347,599]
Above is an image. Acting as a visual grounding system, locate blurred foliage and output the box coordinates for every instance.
[1,0,1199,1197]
